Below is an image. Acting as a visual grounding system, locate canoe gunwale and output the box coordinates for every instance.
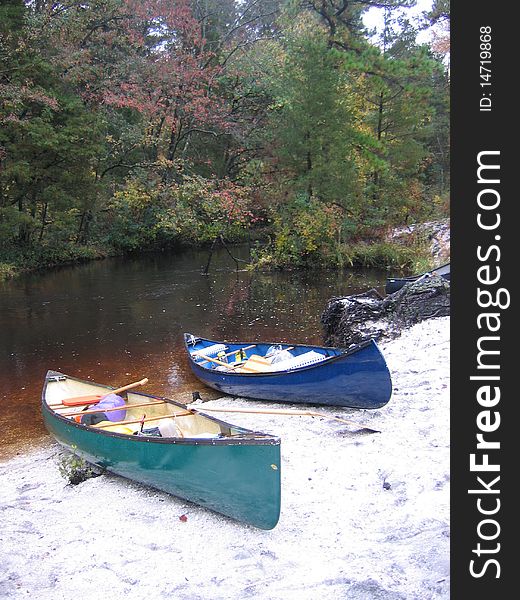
[42,371,280,447]
[184,334,379,378]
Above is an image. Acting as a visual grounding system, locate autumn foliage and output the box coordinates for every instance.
[0,0,449,275]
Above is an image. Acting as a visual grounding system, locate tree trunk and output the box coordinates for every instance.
[372,91,384,199]
[77,210,92,245]
[38,202,48,242]
[306,130,313,197]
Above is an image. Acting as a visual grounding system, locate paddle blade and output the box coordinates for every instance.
[61,394,103,407]
[59,376,148,407]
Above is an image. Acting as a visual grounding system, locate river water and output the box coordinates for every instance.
[0,245,387,458]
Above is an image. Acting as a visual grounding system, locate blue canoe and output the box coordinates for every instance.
[184,334,392,409]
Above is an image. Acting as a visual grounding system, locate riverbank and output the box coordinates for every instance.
[0,218,449,281]
[0,317,450,599]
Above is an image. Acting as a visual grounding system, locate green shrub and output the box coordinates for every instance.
[57,448,103,485]
[0,262,17,280]
[104,176,255,251]
[252,232,433,272]
[340,241,432,272]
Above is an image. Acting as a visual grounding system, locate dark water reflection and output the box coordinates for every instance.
[0,245,387,458]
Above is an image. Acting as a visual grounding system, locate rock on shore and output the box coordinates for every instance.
[321,277,450,347]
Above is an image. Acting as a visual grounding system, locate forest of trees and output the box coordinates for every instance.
[0,0,450,277]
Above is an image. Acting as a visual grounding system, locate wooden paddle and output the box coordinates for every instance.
[69,402,378,435]
[55,377,149,407]
[197,344,257,366]
[191,406,380,433]
[194,353,264,372]
[195,346,295,372]
[194,354,239,369]
[57,399,167,418]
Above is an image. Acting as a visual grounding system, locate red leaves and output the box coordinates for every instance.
[179,514,188,522]
[88,0,232,148]
[38,0,230,140]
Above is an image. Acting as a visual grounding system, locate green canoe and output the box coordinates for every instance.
[41,370,281,529]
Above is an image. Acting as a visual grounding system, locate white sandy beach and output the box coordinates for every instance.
[0,316,450,600]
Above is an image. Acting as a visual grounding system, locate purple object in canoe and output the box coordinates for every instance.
[96,393,127,421]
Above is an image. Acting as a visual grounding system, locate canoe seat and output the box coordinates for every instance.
[236,355,274,373]
[271,351,326,371]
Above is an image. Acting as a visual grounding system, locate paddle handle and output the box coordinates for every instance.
[199,406,311,417]
[194,354,231,368]
[112,378,149,395]
[197,406,379,433]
